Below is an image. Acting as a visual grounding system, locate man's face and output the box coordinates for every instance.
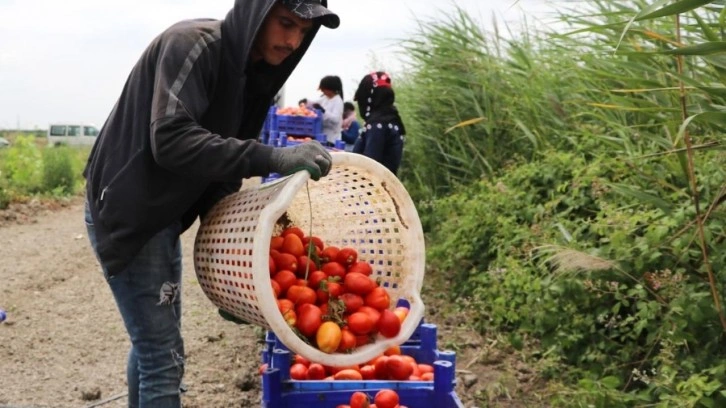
[252,3,314,66]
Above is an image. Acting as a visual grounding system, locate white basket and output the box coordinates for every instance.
[193,152,425,366]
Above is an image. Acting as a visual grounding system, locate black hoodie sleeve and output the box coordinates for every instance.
[148,26,274,182]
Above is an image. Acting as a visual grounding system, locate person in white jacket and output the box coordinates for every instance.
[312,75,344,145]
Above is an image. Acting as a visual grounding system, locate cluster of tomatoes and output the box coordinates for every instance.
[339,389,404,408]
[270,226,408,354]
[276,106,318,117]
[276,345,435,382]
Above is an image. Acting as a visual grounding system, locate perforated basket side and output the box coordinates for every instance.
[193,176,303,328]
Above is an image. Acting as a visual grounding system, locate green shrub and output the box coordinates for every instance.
[1,135,43,194]
[42,146,77,195]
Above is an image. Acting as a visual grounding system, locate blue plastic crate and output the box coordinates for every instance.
[265,106,325,140]
[260,322,464,408]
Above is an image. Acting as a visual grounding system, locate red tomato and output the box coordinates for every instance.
[316,321,342,353]
[295,303,323,337]
[316,281,343,304]
[273,253,298,272]
[336,247,358,267]
[364,287,390,310]
[337,327,357,352]
[359,364,376,380]
[320,246,340,263]
[271,280,281,298]
[302,235,325,251]
[322,261,346,280]
[340,293,364,314]
[281,226,304,239]
[306,363,326,380]
[349,391,370,408]
[293,354,310,367]
[385,355,413,380]
[269,255,276,276]
[347,312,374,335]
[270,236,284,251]
[344,272,376,295]
[286,285,317,306]
[374,389,399,408]
[347,261,373,276]
[372,356,389,379]
[357,306,381,328]
[258,363,268,375]
[296,255,318,277]
[307,270,327,289]
[377,309,401,338]
[273,270,297,295]
[289,363,308,380]
[282,233,304,257]
[421,372,434,381]
[355,334,371,347]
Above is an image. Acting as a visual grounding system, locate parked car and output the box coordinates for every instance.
[47,123,99,146]
[0,137,9,148]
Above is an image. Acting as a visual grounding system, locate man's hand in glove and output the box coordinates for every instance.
[270,141,332,181]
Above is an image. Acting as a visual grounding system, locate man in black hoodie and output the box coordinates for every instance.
[83,1,339,406]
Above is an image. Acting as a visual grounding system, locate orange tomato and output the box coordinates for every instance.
[383,345,401,356]
[393,306,409,323]
[333,369,363,381]
[316,321,342,353]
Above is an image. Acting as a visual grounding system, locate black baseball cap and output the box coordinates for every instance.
[281,0,340,29]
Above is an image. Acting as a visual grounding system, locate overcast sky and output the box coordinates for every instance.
[0,0,557,130]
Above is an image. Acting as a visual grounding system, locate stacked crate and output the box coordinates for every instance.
[262,106,326,147]
[260,320,465,408]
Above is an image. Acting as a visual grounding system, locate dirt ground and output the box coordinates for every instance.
[0,193,540,408]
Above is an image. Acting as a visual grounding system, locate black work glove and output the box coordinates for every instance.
[269,141,332,181]
[312,103,325,113]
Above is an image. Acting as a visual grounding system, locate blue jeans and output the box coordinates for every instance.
[85,202,184,408]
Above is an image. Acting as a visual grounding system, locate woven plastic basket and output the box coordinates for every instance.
[193,152,425,366]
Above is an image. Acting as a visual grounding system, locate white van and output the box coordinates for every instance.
[47,123,100,146]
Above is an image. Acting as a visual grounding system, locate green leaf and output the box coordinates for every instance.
[606,183,674,214]
[601,375,622,389]
[634,0,714,21]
